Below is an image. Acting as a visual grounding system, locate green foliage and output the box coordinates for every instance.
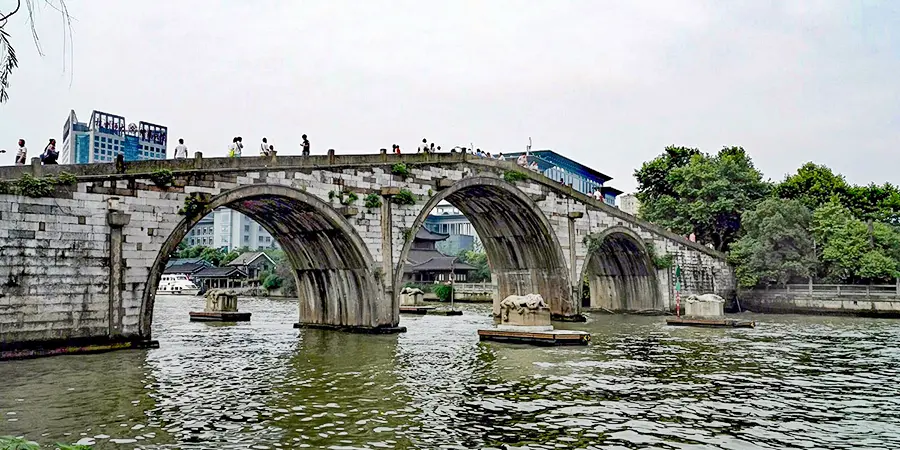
[635,146,770,251]
[503,170,528,183]
[15,174,55,197]
[773,163,900,223]
[434,284,453,302]
[340,191,358,206]
[56,172,78,185]
[0,172,78,197]
[391,163,410,177]
[634,145,701,201]
[221,249,242,266]
[0,436,40,450]
[149,169,175,188]
[328,190,337,201]
[729,198,816,287]
[263,273,283,290]
[178,193,208,218]
[56,445,94,450]
[274,256,296,296]
[644,244,674,269]
[773,163,848,211]
[401,228,412,241]
[458,250,491,283]
[427,188,434,197]
[364,193,383,209]
[391,189,416,206]
[811,201,900,283]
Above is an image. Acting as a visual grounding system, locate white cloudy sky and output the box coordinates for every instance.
[0,0,897,192]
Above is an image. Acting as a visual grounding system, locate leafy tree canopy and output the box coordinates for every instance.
[636,146,770,251]
[729,198,816,287]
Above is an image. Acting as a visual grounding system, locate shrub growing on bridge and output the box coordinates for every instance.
[391,163,411,177]
[0,172,79,197]
[391,189,416,206]
[503,170,528,183]
[364,193,382,209]
[149,169,175,188]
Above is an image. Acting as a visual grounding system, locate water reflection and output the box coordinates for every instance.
[0,296,899,449]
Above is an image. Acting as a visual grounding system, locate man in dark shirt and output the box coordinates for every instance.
[301,134,310,156]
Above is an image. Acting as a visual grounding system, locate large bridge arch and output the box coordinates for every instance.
[395,176,575,317]
[580,226,663,312]
[141,184,390,338]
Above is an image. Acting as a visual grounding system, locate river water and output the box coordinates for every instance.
[2,296,900,449]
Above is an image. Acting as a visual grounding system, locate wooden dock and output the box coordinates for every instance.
[666,317,755,328]
[189,311,252,322]
[477,329,591,346]
[399,306,462,316]
[399,306,436,315]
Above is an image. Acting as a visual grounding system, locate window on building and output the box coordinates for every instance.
[244,236,249,242]
[258,236,264,243]
[244,225,250,232]
[265,236,271,242]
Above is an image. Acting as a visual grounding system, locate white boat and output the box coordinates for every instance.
[157,274,200,296]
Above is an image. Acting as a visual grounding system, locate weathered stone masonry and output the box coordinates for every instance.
[0,152,734,356]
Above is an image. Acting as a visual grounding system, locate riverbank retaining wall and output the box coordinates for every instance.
[736,285,900,318]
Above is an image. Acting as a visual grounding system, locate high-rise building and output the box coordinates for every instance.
[619,193,640,216]
[61,110,168,164]
[182,208,278,252]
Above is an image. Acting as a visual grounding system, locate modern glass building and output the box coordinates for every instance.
[61,110,168,164]
[501,149,623,206]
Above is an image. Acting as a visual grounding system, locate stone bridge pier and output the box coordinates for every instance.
[0,152,735,359]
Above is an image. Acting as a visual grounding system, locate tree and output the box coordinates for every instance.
[773,162,849,211]
[636,146,770,251]
[1,0,72,102]
[811,201,900,283]
[634,145,700,202]
[458,250,490,283]
[729,199,816,287]
[274,259,296,296]
[842,183,900,224]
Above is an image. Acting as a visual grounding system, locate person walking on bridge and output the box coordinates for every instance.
[14,139,27,165]
[301,134,310,156]
[40,139,58,164]
[260,137,271,156]
[174,138,188,159]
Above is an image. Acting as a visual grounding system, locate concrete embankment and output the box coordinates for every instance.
[735,285,900,318]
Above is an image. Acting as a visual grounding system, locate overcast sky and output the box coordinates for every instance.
[0,0,897,193]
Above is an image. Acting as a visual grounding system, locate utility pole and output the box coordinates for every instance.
[450,257,456,311]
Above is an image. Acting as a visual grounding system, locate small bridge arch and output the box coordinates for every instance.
[580,226,663,312]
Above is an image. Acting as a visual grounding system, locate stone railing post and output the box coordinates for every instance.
[107,197,131,338]
[380,148,387,163]
[30,157,42,177]
[193,151,203,169]
[328,149,336,165]
[567,211,584,314]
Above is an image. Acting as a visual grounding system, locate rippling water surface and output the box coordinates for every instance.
[2,296,900,449]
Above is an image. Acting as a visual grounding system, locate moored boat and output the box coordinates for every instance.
[157,274,200,296]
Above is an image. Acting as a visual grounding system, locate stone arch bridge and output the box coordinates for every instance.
[0,152,734,356]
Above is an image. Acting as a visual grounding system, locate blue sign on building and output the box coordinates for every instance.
[123,135,140,161]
